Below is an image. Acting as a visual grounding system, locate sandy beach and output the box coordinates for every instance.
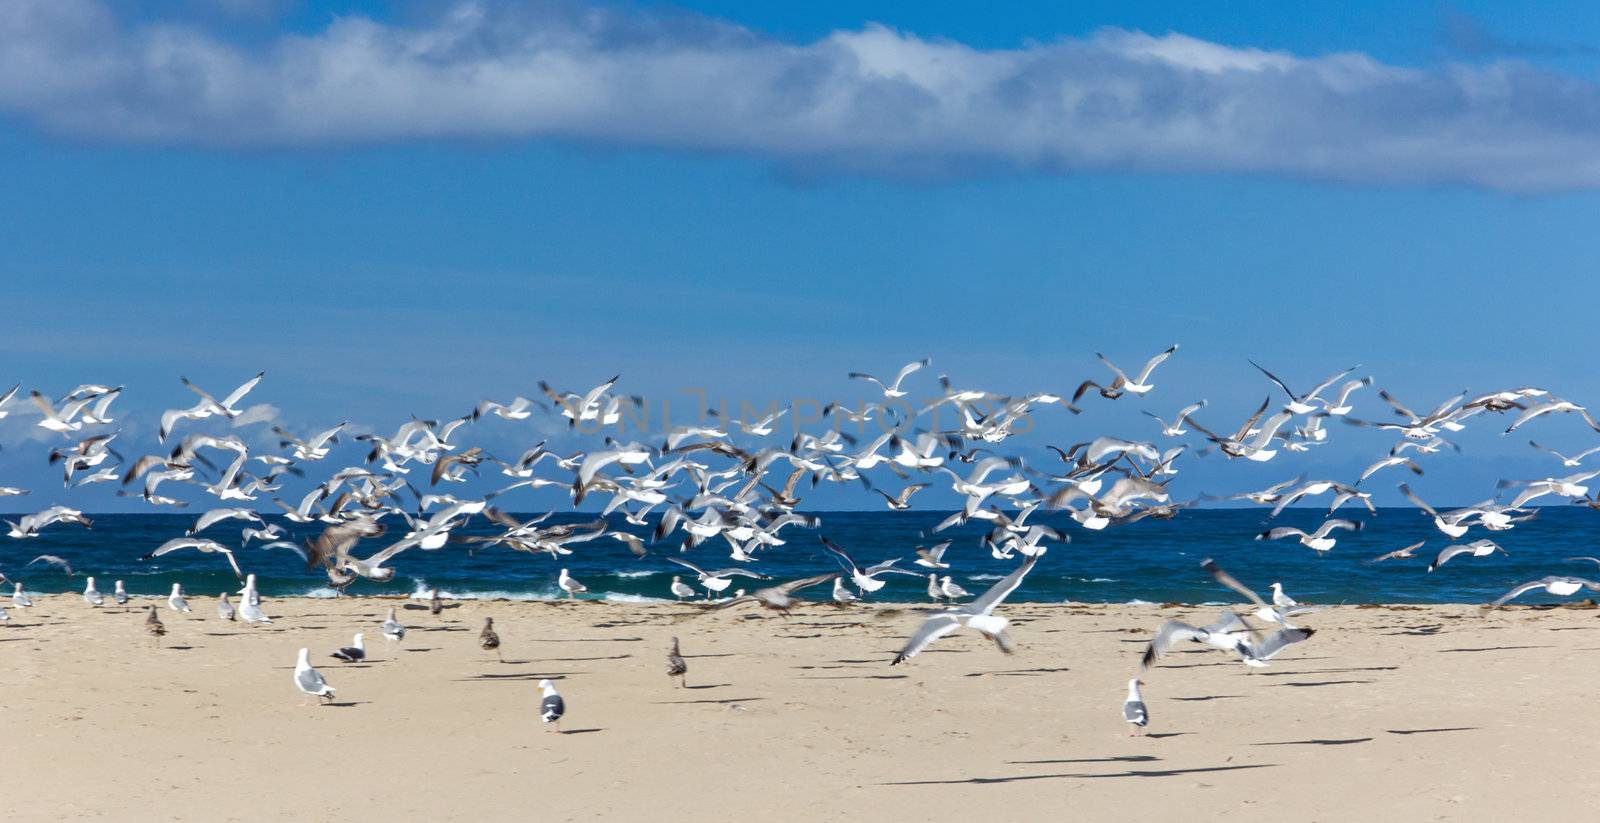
[2,597,1595,821]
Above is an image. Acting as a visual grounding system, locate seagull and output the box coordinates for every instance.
[1270,583,1299,610]
[238,592,270,624]
[83,576,104,606]
[1368,541,1426,563]
[1140,609,1255,668]
[1529,440,1600,468]
[272,422,347,461]
[294,648,336,706]
[891,553,1040,665]
[217,592,236,621]
[666,637,688,688]
[1123,678,1149,736]
[6,505,91,538]
[12,583,32,608]
[1256,519,1363,553]
[1490,576,1600,606]
[705,573,838,615]
[480,617,502,661]
[938,576,970,601]
[381,607,405,642]
[669,575,695,601]
[429,588,443,616]
[167,583,192,613]
[1359,456,1424,483]
[848,358,930,399]
[874,483,928,511]
[831,577,859,605]
[913,540,952,570]
[27,554,76,576]
[144,605,167,647]
[187,507,263,536]
[1250,361,1356,414]
[538,679,565,731]
[331,633,366,663]
[1142,400,1206,437]
[819,536,920,595]
[926,573,944,603]
[665,558,770,597]
[1428,539,1507,572]
[1074,345,1178,402]
[558,569,587,599]
[161,371,265,442]
[141,538,245,580]
[113,580,129,608]
[1504,399,1600,434]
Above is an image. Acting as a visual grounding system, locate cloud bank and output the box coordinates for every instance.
[5,0,1600,190]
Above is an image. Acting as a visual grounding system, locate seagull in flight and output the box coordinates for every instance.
[848,359,930,399]
[1368,541,1426,563]
[891,553,1041,665]
[1529,440,1600,468]
[1489,576,1600,607]
[1256,519,1363,553]
[819,536,920,594]
[141,538,245,580]
[1428,539,1507,572]
[1074,345,1178,402]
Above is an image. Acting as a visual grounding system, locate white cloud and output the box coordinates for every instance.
[3,0,1600,191]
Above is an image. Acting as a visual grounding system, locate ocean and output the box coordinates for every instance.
[2,507,1594,605]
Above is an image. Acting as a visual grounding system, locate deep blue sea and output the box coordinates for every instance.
[3,507,1597,605]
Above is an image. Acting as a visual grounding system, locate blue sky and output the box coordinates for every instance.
[3,1,1600,507]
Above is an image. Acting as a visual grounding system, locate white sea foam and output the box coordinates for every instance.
[614,570,657,578]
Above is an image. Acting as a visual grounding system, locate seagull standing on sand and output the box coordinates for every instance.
[168,583,191,613]
[926,573,944,603]
[558,569,587,599]
[144,605,166,647]
[831,577,859,605]
[294,648,336,706]
[83,577,104,607]
[938,576,970,601]
[238,591,270,624]
[330,633,366,662]
[538,679,565,731]
[669,576,695,601]
[217,592,235,621]
[480,617,502,661]
[429,588,443,616]
[1123,678,1149,736]
[113,580,129,608]
[381,607,405,642]
[666,637,688,688]
[12,583,32,608]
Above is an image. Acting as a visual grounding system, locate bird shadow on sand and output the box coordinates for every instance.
[401,648,437,653]
[1254,666,1397,677]
[684,683,730,690]
[322,701,370,708]
[1437,645,1552,653]
[414,626,470,633]
[527,654,632,662]
[161,645,200,651]
[1271,679,1375,687]
[1169,695,1242,702]
[1008,755,1161,765]
[1387,727,1477,735]
[685,652,736,659]
[798,674,906,681]
[455,672,577,682]
[654,696,763,705]
[1253,737,1372,746]
[963,667,1070,677]
[884,763,1276,785]
[544,637,645,643]
[557,728,604,735]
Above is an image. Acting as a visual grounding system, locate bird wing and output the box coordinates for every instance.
[1141,619,1205,668]
[1201,558,1267,606]
[891,613,962,665]
[965,553,1041,616]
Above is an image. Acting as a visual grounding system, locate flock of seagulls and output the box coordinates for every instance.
[0,350,1597,734]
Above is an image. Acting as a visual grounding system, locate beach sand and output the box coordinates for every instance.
[2,596,1595,821]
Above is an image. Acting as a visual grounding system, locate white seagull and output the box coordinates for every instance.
[294,648,336,706]
[891,552,1041,665]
